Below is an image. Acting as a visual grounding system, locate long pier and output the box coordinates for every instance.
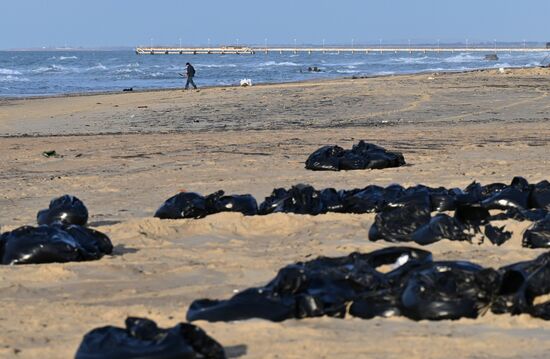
[136,46,550,55]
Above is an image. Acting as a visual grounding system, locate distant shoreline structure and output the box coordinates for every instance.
[135,45,550,55]
[3,42,550,52]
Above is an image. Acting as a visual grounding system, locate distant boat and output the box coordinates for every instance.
[484,54,499,61]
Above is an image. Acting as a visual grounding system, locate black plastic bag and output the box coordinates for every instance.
[340,185,386,213]
[400,262,499,320]
[484,225,512,246]
[492,252,550,319]
[305,141,405,171]
[304,145,344,171]
[208,192,258,216]
[411,214,474,245]
[37,195,88,226]
[155,191,257,219]
[522,214,550,248]
[187,247,432,322]
[0,224,112,265]
[75,317,226,359]
[154,192,209,219]
[369,192,432,243]
[258,184,328,215]
[529,180,550,211]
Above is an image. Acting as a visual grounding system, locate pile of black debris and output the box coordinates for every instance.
[305,141,406,171]
[0,195,113,265]
[154,177,550,248]
[75,317,226,359]
[187,246,550,323]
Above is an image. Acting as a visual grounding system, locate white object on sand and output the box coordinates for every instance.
[240,79,252,87]
[499,68,506,74]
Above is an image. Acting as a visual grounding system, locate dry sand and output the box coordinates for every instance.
[1,67,550,358]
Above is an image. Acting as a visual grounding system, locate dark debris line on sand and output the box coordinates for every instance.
[186,246,550,323]
[154,176,550,248]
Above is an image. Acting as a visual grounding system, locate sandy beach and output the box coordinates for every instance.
[1,68,550,358]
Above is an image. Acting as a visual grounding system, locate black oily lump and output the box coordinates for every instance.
[305,140,405,171]
[75,317,226,359]
[0,195,113,265]
[186,247,550,323]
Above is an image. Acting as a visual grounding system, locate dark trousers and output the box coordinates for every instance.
[185,76,197,89]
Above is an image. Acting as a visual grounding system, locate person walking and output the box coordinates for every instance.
[184,62,197,90]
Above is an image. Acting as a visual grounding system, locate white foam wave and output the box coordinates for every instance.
[115,68,144,74]
[0,68,22,75]
[48,55,78,60]
[31,64,69,73]
[444,53,479,63]
[374,71,396,76]
[86,63,108,71]
[390,56,433,64]
[0,75,30,82]
[336,69,360,74]
[196,64,237,68]
[258,61,300,67]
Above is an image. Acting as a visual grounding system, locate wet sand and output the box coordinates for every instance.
[1,68,550,358]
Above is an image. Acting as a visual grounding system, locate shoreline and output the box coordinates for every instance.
[2,66,550,139]
[1,64,547,102]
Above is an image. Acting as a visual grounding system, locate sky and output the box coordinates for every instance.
[1,0,550,49]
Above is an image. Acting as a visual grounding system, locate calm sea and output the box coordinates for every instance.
[0,49,548,97]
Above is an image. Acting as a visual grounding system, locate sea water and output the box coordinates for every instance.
[0,50,548,97]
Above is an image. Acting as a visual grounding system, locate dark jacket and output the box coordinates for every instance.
[186,64,196,77]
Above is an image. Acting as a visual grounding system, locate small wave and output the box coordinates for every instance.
[390,56,432,64]
[444,53,479,63]
[258,61,300,67]
[0,75,30,82]
[196,64,238,68]
[115,68,144,74]
[0,68,22,75]
[336,69,360,74]
[373,71,396,76]
[48,55,78,60]
[31,64,69,73]
[86,63,108,71]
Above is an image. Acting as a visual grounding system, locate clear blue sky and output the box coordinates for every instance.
[2,0,550,49]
